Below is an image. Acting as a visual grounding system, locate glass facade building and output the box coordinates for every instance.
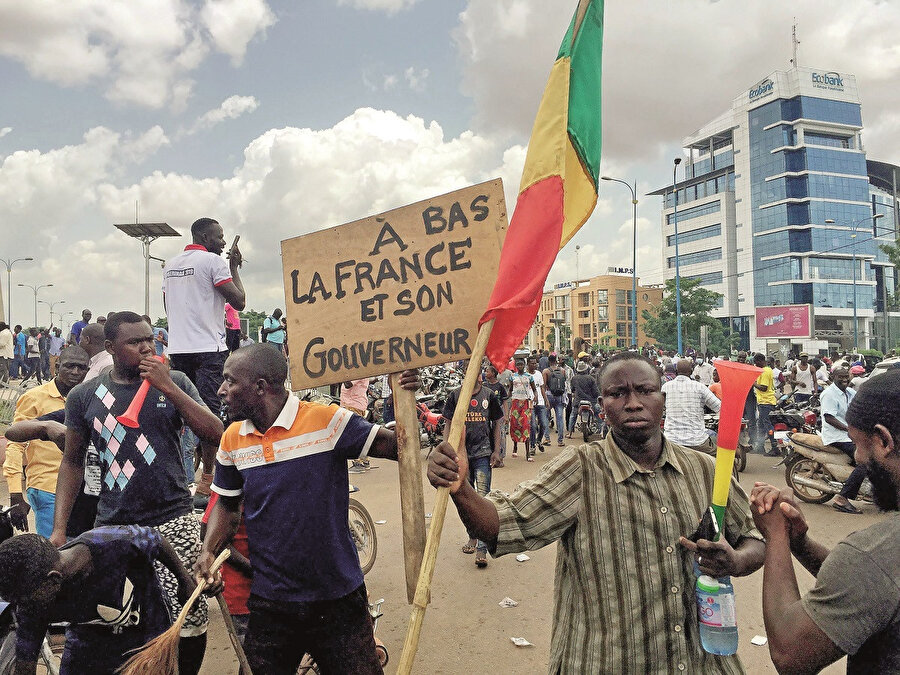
[652,66,900,353]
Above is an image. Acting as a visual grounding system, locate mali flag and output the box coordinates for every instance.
[480,0,603,368]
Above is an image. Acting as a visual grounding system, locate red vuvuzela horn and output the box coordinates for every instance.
[709,359,762,535]
[116,355,165,429]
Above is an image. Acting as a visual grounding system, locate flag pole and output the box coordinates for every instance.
[396,318,494,674]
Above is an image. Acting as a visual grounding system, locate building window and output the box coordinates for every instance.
[615,289,628,305]
[666,200,721,225]
[616,305,627,320]
[685,271,724,285]
[598,322,609,333]
[667,247,722,268]
[667,223,721,247]
[804,130,852,149]
[579,292,590,308]
[616,322,627,337]
[579,310,591,319]
[596,289,608,305]
[554,296,569,310]
[597,306,608,320]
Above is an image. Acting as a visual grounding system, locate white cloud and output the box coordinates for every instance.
[188,95,260,134]
[337,0,420,14]
[200,0,276,66]
[455,0,900,164]
[0,109,511,321]
[404,66,429,91]
[0,127,10,138]
[0,0,275,109]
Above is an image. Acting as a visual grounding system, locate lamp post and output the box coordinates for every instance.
[601,176,639,347]
[825,213,883,352]
[39,299,65,326]
[0,257,34,326]
[672,157,683,355]
[18,283,53,328]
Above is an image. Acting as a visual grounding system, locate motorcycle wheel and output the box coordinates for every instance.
[736,445,748,473]
[580,418,591,443]
[785,457,836,504]
[349,498,378,575]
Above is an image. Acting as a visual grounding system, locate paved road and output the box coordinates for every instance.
[201,439,882,674]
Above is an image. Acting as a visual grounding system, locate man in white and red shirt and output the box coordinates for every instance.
[163,218,245,503]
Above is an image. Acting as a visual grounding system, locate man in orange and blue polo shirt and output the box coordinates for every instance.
[197,344,417,674]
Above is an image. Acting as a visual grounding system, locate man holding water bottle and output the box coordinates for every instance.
[428,352,764,673]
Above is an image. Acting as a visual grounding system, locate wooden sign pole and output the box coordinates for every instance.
[396,319,494,674]
[390,373,427,604]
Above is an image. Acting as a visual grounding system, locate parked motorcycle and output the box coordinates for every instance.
[780,432,872,504]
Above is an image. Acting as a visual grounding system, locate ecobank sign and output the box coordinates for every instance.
[748,78,774,102]
[811,71,844,92]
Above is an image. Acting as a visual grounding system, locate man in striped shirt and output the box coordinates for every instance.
[661,358,721,454]
[428,352,764,673]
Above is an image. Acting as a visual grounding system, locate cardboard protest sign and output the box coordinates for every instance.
[281,179,507,389]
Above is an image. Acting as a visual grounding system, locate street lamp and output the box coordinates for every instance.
[0,256,34,326]
[825,213,884,352]
[601,175,639,348]
[672,157,683,355]
[18,283,53,328]
[39,299,65,326]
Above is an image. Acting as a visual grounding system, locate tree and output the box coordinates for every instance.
[240,309,268,341]
[880,239,900,311]
[642,277,737,355]
[547,324,572,351]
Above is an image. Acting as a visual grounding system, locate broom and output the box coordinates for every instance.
[118,549,231,675]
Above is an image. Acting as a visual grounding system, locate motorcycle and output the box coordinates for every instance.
[578,400,604,442]
[414,397,445,451]
[348,484,377,575]
[780,432,872,504]
[768,393,819,455]
[703,414,751,473]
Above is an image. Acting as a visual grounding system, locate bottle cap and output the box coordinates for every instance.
[697,575,719,593]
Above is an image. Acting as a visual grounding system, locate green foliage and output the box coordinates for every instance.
[859,348,883,357]
[240,309,268,340]
[641,277,737,355]
[547,324,572,351]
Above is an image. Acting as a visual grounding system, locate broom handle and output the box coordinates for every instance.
[215,593,253,675]
[396,319,494,674]
[173,549,231,629]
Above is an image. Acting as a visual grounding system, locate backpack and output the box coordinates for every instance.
[548,367,566,396]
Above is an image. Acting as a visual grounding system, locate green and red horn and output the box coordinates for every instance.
[710,359,762,536]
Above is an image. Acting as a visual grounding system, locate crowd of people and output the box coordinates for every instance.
[0,216,899,673]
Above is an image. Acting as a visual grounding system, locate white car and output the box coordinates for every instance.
[869,356,900,379]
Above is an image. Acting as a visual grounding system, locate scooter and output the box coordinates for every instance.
[779,432,872,504]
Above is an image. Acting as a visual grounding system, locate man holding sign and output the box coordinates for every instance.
[428,352,764,673]
[197,344,420,673]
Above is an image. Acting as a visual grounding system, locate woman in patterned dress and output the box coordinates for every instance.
[508,358,537,459]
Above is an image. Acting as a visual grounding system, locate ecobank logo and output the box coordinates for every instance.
[811,71,844,91]
[748,78,774,101]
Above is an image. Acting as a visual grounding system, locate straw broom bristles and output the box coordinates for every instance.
[118,549,231,675]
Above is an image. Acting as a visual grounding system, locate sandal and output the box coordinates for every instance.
[475,551,488,568]
[557,441,565,447]
[527,457,535,462]
[461,542,477,554]
[511,452,518,458]
[833,502,861,514]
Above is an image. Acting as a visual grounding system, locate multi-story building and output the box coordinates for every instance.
[651,65,900,354]
[531,269,663,351]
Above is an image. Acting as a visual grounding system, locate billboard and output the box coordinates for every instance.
[755,304,812,339]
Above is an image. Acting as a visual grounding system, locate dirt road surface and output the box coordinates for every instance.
[201,441,884,674]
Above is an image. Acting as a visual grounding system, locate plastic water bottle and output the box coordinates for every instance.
[695,574,739,655]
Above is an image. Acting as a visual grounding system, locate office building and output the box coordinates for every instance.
[531,269,663,351]
[651,66,900,354]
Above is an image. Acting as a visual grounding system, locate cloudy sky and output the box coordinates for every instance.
[1,0,898,328]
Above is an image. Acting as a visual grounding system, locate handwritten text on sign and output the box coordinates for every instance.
[281,179,507,389]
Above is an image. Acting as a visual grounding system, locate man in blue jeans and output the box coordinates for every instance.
[527,356,550,453]
[442,363,503,567]
[543,354,568,446]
